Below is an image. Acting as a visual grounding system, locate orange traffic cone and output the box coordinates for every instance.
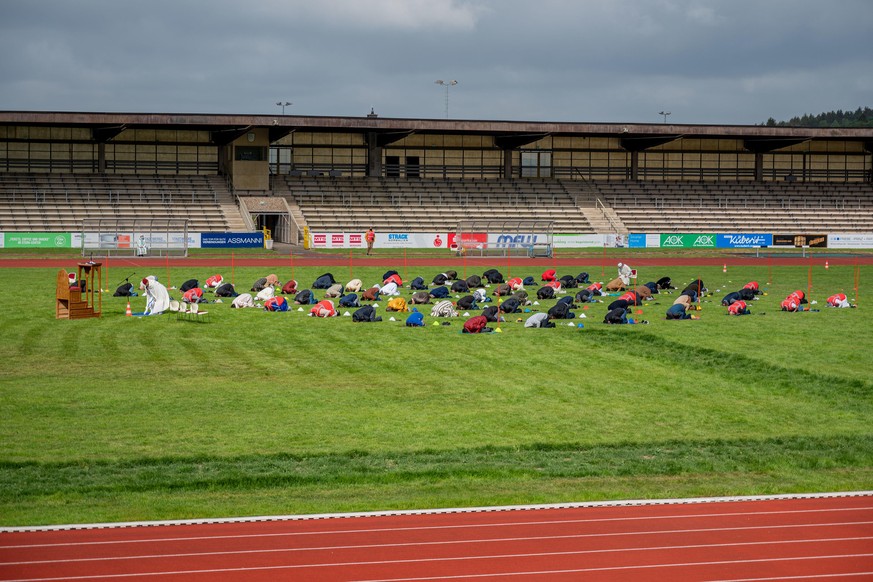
[125,301,132,317]
[722,263,727,273]
[825,260,829,270]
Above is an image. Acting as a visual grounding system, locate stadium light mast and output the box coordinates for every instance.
[276,101,292,114]
[659,110,671,123]
[434,80,458,118]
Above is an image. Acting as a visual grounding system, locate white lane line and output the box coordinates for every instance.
[5,552,873,582]
[2,530,871,568]
[3,491,870,533]
[3,506,871,550]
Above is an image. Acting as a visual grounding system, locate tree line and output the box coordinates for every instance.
[763,106,872,128]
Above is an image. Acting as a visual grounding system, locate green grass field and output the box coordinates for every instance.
[1,256,870,526]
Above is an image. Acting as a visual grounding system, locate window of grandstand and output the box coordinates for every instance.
[521,150,552,178]
[385,155,400,177]
[270,146,293,174]
[236,146,266,161]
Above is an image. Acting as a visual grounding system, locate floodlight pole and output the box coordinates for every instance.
[276,101,292,115]
[659,110,671,124]
[435,80,458,118]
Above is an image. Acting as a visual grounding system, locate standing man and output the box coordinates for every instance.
[365,228,375,255]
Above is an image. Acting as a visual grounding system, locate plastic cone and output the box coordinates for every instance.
[722,264,727,273]
[125,302,132,317]
[825,260,829,270]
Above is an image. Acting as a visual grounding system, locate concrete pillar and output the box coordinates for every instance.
[367,133,382,177]
[502,149,513,178]
[754,152,763,182]
[97,142,106,173]
[630,151,639,181]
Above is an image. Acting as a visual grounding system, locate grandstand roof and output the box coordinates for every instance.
[1,111,871,152]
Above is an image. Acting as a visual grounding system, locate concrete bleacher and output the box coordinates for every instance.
[591,180,873,233]
[0,173,249,232]
[272,176,598,233]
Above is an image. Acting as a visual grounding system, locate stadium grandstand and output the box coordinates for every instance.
[0,111,871,247]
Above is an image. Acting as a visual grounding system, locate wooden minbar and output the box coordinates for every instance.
[56,262,102,319]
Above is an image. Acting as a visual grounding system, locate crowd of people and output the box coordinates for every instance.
[126,261,857,329]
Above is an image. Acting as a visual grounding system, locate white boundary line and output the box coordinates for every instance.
[3,490,871,533]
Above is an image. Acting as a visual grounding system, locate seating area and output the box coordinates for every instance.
[0,173,249,232]
[272,176,598,233]
[3,172,871,236]
[590,180,873,233]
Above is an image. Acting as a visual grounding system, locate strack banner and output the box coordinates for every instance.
[310,232,453,249]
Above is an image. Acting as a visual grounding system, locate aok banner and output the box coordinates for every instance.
[659,233,717,248]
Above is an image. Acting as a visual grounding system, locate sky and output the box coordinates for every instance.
[1,0,871,125]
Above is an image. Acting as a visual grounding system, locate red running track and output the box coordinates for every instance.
[2,255,873,269]
[2,493,871,581]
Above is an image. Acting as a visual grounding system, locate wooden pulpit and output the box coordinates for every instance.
[56,262,102,319]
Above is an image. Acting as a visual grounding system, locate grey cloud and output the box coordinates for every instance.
[0,0,870,123]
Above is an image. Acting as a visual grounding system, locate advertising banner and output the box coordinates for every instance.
[627,234,647,248]
[377,232,451,248]
[659,233,717,248]
[4,232,71,248]
[457,232,488,251]
[828,233,873,249]
[553,234,608,248]
[773,234,827,248]
[200,232,263,248]
[311,232,452,249]
[716,233,773,248]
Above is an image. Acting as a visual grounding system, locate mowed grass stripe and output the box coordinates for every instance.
[2,434,871,499]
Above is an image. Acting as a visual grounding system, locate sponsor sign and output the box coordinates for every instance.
[627,234,647,248]
[458,232,488,250]
[829,233,873,249]
[493,233,541,249]
[553,234,607,248]
[772,234,827,248]
[201,232,264,248]
[4,232,71,248]
[659,233,717,248]
[716,233,773,248]
[310,232,452,248]
[381,233,411,248]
